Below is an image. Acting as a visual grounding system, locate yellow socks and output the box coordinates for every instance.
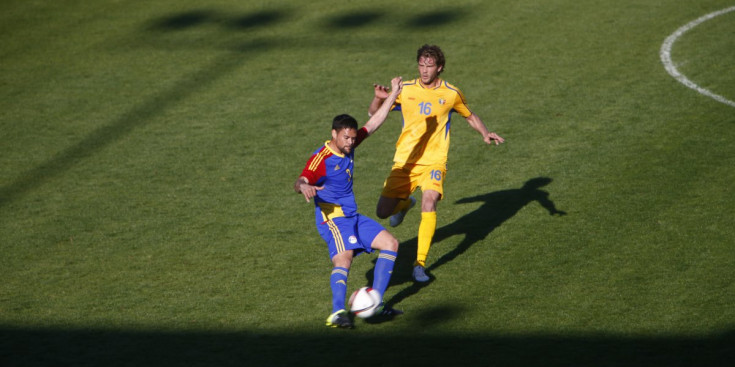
[415,211,436,267]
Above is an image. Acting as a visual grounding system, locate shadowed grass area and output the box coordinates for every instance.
[2,327,733,367]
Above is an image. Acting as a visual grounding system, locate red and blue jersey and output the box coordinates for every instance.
[300,127,369,223]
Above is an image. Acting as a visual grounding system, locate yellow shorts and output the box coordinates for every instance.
[381,163,446,199]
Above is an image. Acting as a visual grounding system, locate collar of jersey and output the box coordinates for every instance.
[419,78,443,90]
[324,141,345,157]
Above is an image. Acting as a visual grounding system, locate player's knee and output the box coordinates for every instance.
[421,195,440,212]
[421,201,437,212]
[331,252,353,268]
[384,234,399,252]
[373,231,398,252]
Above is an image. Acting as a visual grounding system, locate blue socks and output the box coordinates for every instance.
[372,250,397,300]
[330,267,349,313]
[330,250,396,313]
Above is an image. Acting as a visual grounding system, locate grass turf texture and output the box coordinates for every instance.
[1,0,734,365]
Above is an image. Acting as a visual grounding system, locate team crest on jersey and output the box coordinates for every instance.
[439,98,446,105]
[334,164,340,170]
[348,235,358,244]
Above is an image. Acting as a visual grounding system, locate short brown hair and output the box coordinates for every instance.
[416,44,445,74]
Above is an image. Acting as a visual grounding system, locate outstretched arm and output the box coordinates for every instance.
[367,78,396,117]
[536,192,567,216]
[362,76,402,135]
[466,113,504,145]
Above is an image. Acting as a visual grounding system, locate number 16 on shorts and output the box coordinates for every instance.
[428,169,444,191]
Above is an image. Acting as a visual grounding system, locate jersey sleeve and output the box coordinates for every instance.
[354,127,369,149]
[451,85,473,118]
[299,150,328,184]
[393,90,403,111]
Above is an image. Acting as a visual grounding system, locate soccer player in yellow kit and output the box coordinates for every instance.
[369,44,504,282]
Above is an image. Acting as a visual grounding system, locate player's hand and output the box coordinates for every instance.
[389,76,403,95]
[300,183,324,202]
[373,83,391,99]
[484,132,505,145]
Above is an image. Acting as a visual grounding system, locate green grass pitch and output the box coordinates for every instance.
[1,0,733,366]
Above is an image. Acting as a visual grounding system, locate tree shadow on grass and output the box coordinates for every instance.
[0,5,475,209]
[405,8,468,28]
[147,9,289,31]
[0,9,286,209]
[383,177,566,308]
[324,10,385,29]
[148,10,216,30]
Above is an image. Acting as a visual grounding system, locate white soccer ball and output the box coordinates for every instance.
[348,287,381,319]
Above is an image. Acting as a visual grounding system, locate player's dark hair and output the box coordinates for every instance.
[332,114,358,132]
[417,44,445,74]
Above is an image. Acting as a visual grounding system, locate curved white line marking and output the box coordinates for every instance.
[660,6,735,107]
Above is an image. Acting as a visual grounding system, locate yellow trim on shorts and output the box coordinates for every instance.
[327,220,345,253]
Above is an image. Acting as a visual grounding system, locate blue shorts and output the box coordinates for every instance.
[316,214,386,259]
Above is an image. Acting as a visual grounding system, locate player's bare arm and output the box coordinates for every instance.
[363,77,402,135]
[466,113,505,145]
[294,176,323,202]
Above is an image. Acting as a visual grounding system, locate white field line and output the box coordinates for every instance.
[660,6,735,108]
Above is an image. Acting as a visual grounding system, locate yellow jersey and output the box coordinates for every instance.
[391,78,473,166]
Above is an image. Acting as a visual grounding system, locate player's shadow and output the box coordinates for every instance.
[381,177,566,309]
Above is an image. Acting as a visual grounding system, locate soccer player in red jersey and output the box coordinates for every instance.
[295,76,404,328]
